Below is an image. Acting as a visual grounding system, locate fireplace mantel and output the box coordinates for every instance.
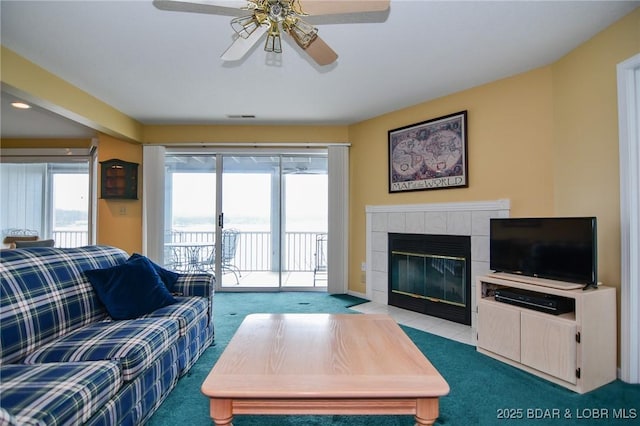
[365,199,510,329]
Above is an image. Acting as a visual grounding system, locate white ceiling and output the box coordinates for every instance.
[1,90,97,138]
[1,0,638,139]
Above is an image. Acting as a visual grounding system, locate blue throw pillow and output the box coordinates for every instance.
[128,253,179,293]
[85,256,177,320]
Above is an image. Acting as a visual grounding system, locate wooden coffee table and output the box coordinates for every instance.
[201,313,449,425]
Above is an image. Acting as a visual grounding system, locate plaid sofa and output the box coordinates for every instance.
[0,245,214,426]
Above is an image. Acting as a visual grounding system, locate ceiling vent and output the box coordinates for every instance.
[226,114,256,119]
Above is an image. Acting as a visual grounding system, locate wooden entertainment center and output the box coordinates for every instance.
[476,273,616,393]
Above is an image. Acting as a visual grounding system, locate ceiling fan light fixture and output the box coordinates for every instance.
[285,17,317,48]
[264,22,282,53]
[230,15,260,38]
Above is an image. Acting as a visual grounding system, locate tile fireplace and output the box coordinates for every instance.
[365,199,510,328]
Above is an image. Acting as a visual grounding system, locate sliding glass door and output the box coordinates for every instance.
[164,155,216,272]
[281,156,328,288]
[164,150,328,291]
[221,155,280,288]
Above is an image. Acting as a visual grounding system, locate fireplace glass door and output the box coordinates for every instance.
[391,252,466,307]
[388,233,471,325]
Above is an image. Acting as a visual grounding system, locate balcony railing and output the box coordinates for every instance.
[52,230,89,248]
[169,230,326,272]
[51,229,326,273]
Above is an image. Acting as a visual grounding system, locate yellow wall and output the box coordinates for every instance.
[348,67,555,294]
[96,134,143,255]
[551,8,640,292]
[551,8,640,352]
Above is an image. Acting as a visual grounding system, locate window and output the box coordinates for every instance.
[0,149,95,248]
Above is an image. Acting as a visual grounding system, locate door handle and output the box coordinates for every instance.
[218,213,224,228]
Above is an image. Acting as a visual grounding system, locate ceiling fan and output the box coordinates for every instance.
[154,0,390,66]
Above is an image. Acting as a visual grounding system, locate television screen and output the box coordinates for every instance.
[490,217,597,286]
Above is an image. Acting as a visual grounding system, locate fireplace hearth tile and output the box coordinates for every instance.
[471,236,490,262]
[387,212,406,233]
[372,251,387,273]
[371,231,387,252]
[371,212,388,232]
[405,212,426,234]
[372,270,387,292]
[424,212,447,234]
[447,211,472,235]
[471,210,497,235]
[350,301,475,346]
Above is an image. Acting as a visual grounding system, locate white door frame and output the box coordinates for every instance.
[617,52,640,383]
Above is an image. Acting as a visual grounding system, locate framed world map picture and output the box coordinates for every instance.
[388,110,468,193]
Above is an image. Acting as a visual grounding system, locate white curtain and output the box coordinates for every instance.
[327,145,349,294]
[0,163,45,233]
[142,145,166,263]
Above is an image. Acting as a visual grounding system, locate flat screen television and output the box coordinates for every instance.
[490,217,597,287]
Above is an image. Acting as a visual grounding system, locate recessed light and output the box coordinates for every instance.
[11,102,31,110]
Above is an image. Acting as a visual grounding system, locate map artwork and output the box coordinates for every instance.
[389,111,467,192]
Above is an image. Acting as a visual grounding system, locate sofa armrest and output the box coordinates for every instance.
[173,273,215,298]
[173,273,215,341]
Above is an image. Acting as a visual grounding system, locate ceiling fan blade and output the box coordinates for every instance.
[297,0,390,16]
[153,0,248,16]
[221,24,268,61]
[300,35,338,66]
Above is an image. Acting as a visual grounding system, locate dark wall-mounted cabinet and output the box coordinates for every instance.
[100,159,138,199]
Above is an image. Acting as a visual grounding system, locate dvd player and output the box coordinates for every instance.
[494,288,574,315]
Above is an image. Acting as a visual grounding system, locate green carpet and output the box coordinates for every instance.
[148,292,639,425]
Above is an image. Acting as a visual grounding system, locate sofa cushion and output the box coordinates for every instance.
[141,296,209,336]
[23,318,180,382]
[85,256,177,320]
[0,361,122,426]
[14,239,55,248]
[0,245,129,365]
[128,253,179,293]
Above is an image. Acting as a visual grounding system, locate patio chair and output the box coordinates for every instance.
[2,229,39,249]
[313,234,328,286]
[204,229,241,284]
